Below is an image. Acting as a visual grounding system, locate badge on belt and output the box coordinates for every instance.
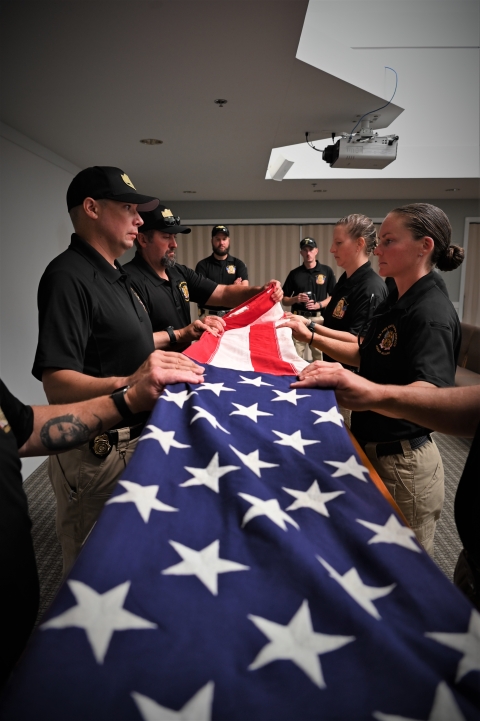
[226,265,236,275]
[178,281,190,301]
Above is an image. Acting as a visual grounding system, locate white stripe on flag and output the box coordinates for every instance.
[208,326,255,371]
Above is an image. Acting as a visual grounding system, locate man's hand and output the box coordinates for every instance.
[233,277,243,285]
[291,362,383,410]
[306,300,320,311]
[297,292,310,304]
[179,316,226,344]
[264,280,283,303]
[277,317,312,343]
[126,351,204,391]
[126,362,205,414]
[283,312,309,326]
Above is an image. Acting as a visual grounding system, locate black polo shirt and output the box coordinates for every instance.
[283,262,336,312]
[124,252,217,331]
[322,261,388,362]
[195,253,248,311]
[0,380,39,682]
[385,269,449,298]
[32,234,154,382]
[351,273,461,443]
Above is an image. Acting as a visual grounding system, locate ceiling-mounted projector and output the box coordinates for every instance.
[321,118,399,169]
[322,133,399,169]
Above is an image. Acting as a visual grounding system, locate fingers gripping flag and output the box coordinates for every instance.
[2,289,479,720]
[184,283,309,375]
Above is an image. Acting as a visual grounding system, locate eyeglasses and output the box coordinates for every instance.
[161,215,181,227]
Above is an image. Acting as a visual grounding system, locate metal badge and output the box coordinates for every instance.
[92,434,112,457]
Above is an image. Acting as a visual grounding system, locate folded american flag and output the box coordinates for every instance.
[2,290,479,720]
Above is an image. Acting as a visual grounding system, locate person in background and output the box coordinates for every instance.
[1,361,204,685]
[280,203,464,555]
[195,224,249,317]
[125,209,281,350]
[292,368,480,608]
[286,215,387,369]
[282,237,336,361]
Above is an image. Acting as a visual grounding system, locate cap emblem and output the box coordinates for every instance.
[121,173,136,189]
[161,208,174,218]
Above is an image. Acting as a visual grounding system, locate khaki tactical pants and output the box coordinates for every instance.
[49,436,138,575]
[363,438,444,557]
[293,339,323,362]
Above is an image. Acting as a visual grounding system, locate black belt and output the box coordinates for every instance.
[360,435,432,459]
[293,311,322,318]
[90,423,144,458]
[200,309,228,317]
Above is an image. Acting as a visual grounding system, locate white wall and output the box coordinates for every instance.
[0,126,79,478]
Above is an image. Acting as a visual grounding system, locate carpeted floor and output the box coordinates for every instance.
[23,432,472,624]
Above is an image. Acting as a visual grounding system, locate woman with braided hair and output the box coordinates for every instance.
[281,203,464,555]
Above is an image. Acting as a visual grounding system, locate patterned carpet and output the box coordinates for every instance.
[23,433,472,624]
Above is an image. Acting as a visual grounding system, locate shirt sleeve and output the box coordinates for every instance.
[326,268,336,295]
[235,259,248,281]
[195,259,207,277]
[0,380,34,448]
[181,266,217,306]
[403,310,458,387]
[282,271,295,297]
[32,268,92,381]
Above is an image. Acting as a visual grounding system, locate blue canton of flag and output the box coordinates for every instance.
[2,366,479,720]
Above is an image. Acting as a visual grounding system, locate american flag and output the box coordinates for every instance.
[2,290,479,720]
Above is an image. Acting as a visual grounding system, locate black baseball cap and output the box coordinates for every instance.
[139,204,191,234]
[212,224,230,237]
[67,166,159,212]
[300,237,317,249]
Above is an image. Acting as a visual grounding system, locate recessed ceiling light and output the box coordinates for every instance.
[139,138,163,145]
[445,188,460,192]
[183,190,197,194]
[214,98,228,108]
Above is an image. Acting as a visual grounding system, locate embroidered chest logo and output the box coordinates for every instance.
[316,274,325,285]
[121,173,135,189]
[131,287,148,314]
[226,265,236,275]
[376,324,398,355]
[332,297,348,319]
[0,407,11,435]
[178,281,190,301]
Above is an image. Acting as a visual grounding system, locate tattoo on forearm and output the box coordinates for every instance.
[40,414,103,451]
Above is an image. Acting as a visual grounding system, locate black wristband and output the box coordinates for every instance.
[110,386,137,425]
[307,321,316,333]
[165,325,177,344]
[309,330,315,347]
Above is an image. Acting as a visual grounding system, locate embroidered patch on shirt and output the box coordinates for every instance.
[376,324,398,355]
[226,265,236,275]
[178,281,190,302]
[0,407,11,434]
[332,298,348,319]
[316,274,326,285]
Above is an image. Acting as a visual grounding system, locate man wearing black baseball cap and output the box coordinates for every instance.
[194,224,249,317]
[283,237,336,361]
[124,207,283,349]
[32,167,203,573]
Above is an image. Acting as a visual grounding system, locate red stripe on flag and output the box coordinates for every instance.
[249,323,296,375]
[183,330,221,364]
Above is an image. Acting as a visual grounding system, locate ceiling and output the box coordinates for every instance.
[1,0,478,201]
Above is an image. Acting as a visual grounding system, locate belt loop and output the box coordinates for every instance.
[117,427,132,444]
[400,439,413,458]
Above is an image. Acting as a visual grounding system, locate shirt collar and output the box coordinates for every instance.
[130,251,165,287]
[210,253,234,264]
[389,272,437,311]
[341,260,372,288]
[70,234,125,285]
